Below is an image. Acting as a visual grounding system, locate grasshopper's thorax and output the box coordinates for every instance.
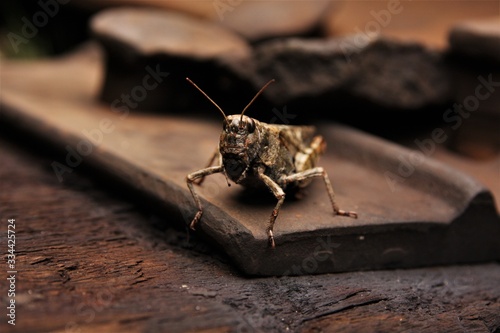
[219,115,262,183]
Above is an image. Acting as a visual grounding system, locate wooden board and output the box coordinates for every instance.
[0,136,499,332]
[0,44,499,275]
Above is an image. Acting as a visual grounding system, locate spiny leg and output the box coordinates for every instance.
[186,165,224,230]
[284,167,358,218]
[258,168,286,248]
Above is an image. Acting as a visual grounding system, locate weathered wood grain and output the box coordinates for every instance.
[0,136,499,332]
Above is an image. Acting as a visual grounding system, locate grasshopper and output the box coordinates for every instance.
[186,78,358,248]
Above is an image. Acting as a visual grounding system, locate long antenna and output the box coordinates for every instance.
[186,77,227,120]
[240,79,275,122]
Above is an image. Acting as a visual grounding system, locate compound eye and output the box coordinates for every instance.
[247,118,256,133]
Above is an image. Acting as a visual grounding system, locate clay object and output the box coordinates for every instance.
[449,17,500,62]
[447,18,500,119]
[77,0,333,41]
[92,8,453,123]
[216,1,333,41]
[91,7,254,112]
[249,36,453,115]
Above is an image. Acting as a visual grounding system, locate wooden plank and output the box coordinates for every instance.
[0,138,499,332]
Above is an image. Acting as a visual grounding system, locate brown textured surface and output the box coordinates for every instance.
[1,45,499,277]
[0,135,499,332]
[1,2,500,331]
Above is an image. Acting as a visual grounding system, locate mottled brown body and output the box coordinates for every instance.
[220,116,317,189]
[186,79,357,248]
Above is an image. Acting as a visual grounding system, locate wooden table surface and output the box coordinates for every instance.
[1,2,499,331]
[1,125,499,333]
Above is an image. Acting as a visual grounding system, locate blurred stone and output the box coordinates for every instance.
[449,17,500,62]
[450,117,500,159]
[92,7,250,60]
[249,36,453,113]
[218,1,334,41]
[448,63,500,117]
[91,7,254,112]
[92,8,454,128]
[77,0,334,41]
[444,61,500,167]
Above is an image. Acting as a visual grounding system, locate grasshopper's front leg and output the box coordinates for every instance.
[186,165,224,230]
[192,149,219,185]
[258,167,286,248]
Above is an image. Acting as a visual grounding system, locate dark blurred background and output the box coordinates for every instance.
[1,1,498,58]
[0,1,92,58]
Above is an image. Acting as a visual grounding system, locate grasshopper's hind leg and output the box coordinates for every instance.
[284,167,358,218]
[186,165,225,230]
